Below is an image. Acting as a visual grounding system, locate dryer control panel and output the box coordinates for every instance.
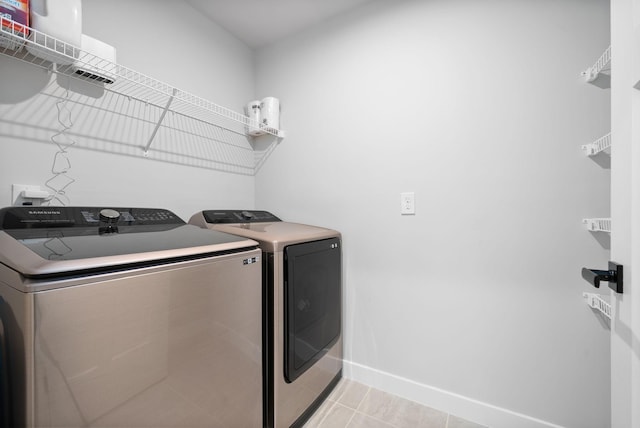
[202,210,281,224]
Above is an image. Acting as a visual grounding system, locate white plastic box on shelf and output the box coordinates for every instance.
[0,17,285,175]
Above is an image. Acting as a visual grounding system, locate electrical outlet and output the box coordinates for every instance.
[400,192,415,215]
[12,184,49,206]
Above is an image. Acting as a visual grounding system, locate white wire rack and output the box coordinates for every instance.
[582,218,611,233]
[582,45,611,83]
[0,17,284,175]
[581,132,611,156]
[583,292,611,320]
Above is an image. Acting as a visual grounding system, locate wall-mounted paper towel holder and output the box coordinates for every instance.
[582,261,623,293]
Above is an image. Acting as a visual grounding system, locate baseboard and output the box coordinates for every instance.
[343,360,566,428]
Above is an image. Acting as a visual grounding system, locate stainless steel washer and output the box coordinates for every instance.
[189,210,342,428]
[0,206,263,428]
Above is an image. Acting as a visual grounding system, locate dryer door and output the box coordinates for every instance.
[283,237,341,383]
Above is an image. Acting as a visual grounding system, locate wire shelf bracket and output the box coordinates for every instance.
[581,45,611,83]
[582,218,611,233]
[582,292,611,320]
[144,88,177,156]
[581,132,611,156]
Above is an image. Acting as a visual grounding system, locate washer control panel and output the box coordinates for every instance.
[202,210,281,224]
[0,207,183,229]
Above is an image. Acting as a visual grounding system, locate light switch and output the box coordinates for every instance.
[400,192,415,215]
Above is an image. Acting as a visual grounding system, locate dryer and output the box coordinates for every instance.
[189,210,342,428]
[0,206,263,428]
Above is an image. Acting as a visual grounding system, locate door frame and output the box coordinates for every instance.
[610,1,640,427]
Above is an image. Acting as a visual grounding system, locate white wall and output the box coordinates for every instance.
[0,0,256,220]
[255,1,611,427]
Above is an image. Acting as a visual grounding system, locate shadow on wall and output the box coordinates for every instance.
[0,52,51,102]
[588,73,611,90]
[587,230,611,250]
[0,55,278,176]
[588,151,611,170]
[613,300,640,364]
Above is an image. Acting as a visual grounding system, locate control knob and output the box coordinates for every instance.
[99,208,120,234]
[99,209,120,224]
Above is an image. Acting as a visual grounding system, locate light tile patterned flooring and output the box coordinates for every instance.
[303,378,488,428]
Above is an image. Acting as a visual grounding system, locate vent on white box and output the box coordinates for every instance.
[74,68,114,84]
[71,34,116,84]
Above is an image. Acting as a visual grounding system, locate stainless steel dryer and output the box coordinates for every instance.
[189,210,342,428]
[0,206,263,428]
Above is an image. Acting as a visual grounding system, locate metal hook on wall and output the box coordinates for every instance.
[581,261,623,294]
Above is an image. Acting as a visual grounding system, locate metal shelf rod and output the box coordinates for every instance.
[144,88,177,155]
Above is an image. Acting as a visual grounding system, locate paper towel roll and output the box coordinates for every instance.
[245,100,263,136]
[260,97,280,133]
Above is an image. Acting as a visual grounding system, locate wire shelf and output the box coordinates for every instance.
[582,218,611,233]
[0,17,284,175]
[583,292,611,320]
[582,45,611,83]
[582,132,611,156]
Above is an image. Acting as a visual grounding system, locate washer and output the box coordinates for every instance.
[0,206,263,428]
[189,210,342,428]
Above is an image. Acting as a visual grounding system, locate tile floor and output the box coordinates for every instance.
[303,379,488,428]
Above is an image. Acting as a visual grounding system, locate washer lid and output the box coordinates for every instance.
[0,206,258,277]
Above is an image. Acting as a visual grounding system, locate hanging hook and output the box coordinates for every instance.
[582,261,623,293]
